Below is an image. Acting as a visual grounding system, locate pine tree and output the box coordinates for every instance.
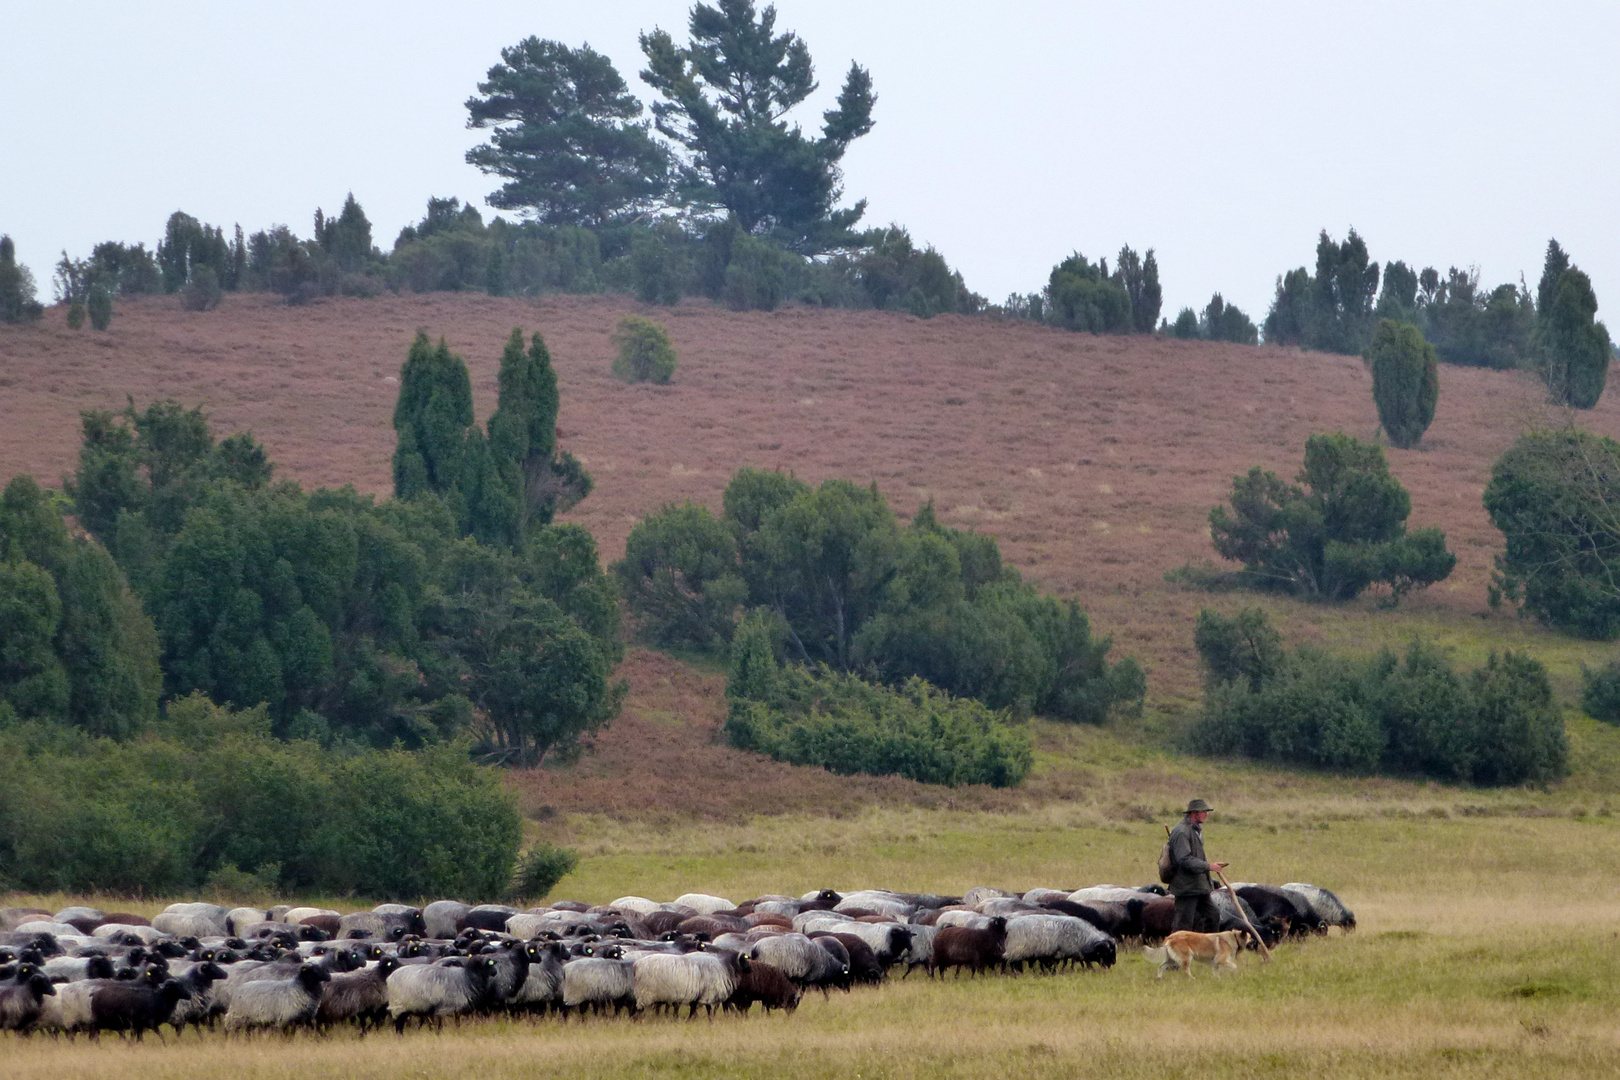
[477,328,566,546]
[87,284,112,330]
[1368,319,1440,448]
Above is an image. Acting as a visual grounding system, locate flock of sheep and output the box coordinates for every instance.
[0,882,1354,1039]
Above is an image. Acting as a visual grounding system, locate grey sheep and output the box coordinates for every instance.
[1002,914,1116,972]
[387,955,500,1032]
[632,950,745,1018]
[423,901,470,940]
[223,964,331,1032]
[0,967,55,1030]
[561,953,637,1017]
[1282,883,1356,931]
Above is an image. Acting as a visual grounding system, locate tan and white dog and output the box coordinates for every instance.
[1142,930,1248,978]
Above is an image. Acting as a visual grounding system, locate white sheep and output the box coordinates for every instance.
[631,951,739,1018]
[386,956,500,1032]
[561,956,636,1016]
[671,893,735,916]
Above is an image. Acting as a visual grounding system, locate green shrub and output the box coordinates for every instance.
[1044,253,1132,333]
[1368,319,1439,448]
[611,314,677,383]
[87,284,112,330]
[508,843,579,902]
[1190,610,1567,785]
[0,696,523,898]
[1209,432,1455,601]
[724,611,1032,787]
[614,501,745,650]
[1484,429,1620,639]
[631,232,684,305]
[66,301,85,329]
[1171,308,1199,339]
[1580,661,1620,723]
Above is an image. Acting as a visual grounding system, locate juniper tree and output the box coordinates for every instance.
[392,333,475,501]
[1541,267,1610,409]
[1368,319,1439,448]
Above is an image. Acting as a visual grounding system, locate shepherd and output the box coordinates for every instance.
[1164,798,1227,933]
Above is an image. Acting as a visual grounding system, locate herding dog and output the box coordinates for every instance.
[1141,930,1248,979]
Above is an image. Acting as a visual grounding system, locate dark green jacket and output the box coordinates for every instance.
[1167,817,1213,896]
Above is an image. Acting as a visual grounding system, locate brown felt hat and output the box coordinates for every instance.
[1185,798,1214,814]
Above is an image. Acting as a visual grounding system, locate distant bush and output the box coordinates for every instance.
[180,265,222,311]
[0,235,44,324]
[0,695,523,897]
[1580,661,1620,724]
[1368,319,1439,448]
[87,284,113,330]
[1540,265,1611,409]
[1190,608,1567,785]
[1201,294,1259,344]
[66,300,85,329]
[631,230,685,305]
[614,501,745,649]
[724,610,1033,787]
[723,234,788,312]
[1485,429,1620,638]
[508,843,579,903]
[611,314,677,383]
[1209,432,1455,602]
[1170,308,1199,339]
[1044,252,1132,333]
[854,226,982,318]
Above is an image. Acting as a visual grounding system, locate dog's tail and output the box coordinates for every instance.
[1141,946,1169,966]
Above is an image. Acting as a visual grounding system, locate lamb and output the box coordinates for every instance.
[671,893,735,916]
[726,959,800,1015]
[0,967,55,1030]
[223,964,331,1033]
[932,916,1008,977]
[632,950,745,1018]
[809,937,853,991]
[960,887,1017,906]
[386,955,500,1032]
[90,977,192,1039]
[560,953,637,1017]
[1282,883,1356,931]
[931,910,992,930]
[316,957,399,1031]
[1003,914,1116,972]
[34,976,98,1034]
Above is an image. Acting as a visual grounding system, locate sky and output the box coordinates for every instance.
[4,1,1617,322]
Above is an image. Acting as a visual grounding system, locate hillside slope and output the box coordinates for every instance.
[6,292,1620,815]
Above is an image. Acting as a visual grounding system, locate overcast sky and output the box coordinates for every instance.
[4,1,1616,321]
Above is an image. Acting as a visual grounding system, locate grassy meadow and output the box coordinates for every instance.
[9,749,1620,1080]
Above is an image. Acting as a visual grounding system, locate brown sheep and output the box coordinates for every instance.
[932,916,1008,977]
[726,960,801,1015]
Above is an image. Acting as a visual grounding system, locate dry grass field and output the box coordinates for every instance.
[5,293,1620,1077]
